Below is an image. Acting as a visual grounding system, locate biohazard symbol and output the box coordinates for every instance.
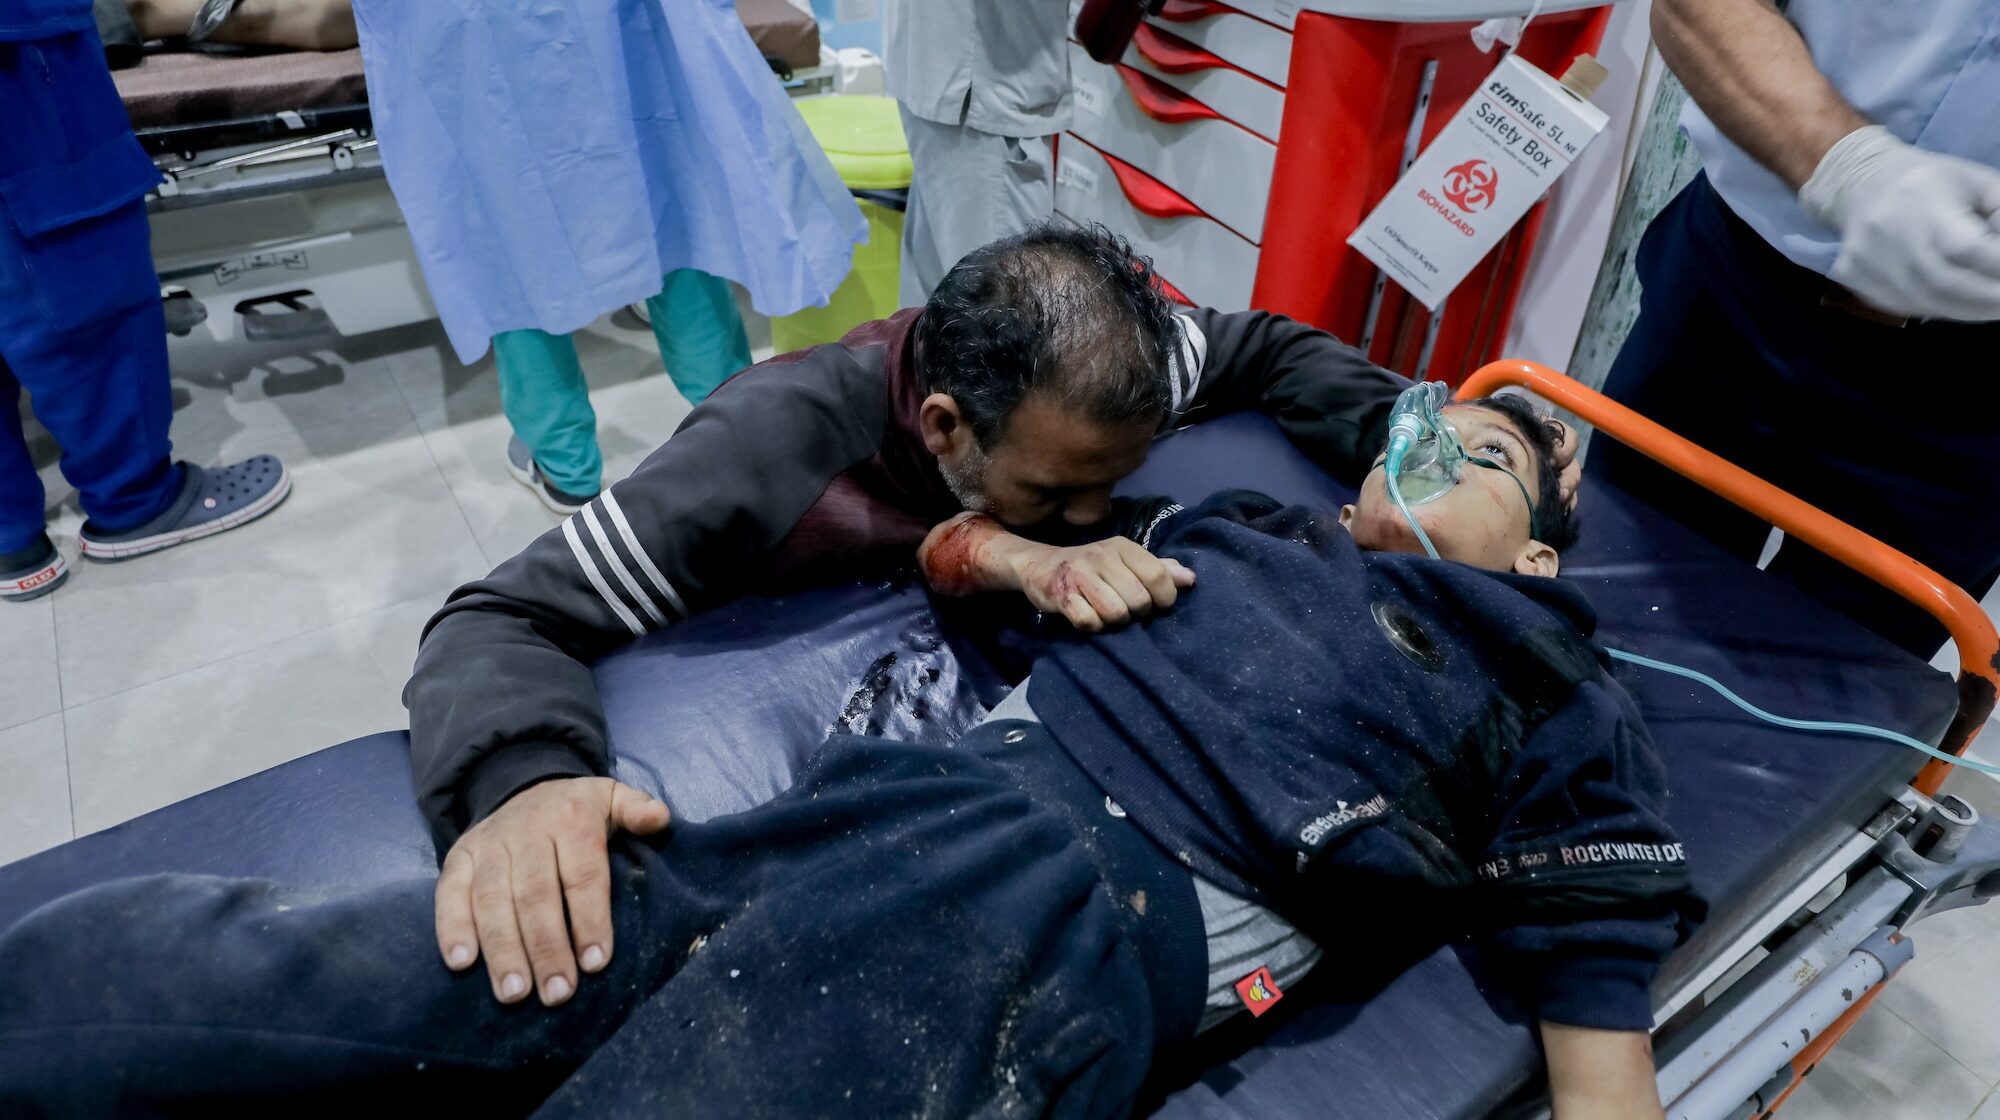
[1442,159,1499,213]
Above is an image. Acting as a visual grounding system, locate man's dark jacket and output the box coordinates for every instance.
[406,308,1407,849]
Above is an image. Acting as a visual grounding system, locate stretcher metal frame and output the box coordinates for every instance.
[128,97,441,345]
[1462,361,2000,1120]
[125,36,832,346]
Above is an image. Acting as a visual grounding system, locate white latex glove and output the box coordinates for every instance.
[1798,125,2000,322]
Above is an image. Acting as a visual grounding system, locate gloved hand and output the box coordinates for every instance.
[1799,125,2000,322]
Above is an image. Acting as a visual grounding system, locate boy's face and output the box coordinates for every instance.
[1339,405,1559,577]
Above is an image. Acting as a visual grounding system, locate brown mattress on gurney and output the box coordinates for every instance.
[111,1,818,131]
[113,47,367,130]
[737,0,821,72]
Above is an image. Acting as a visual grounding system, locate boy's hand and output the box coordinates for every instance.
[1541,1022,1665,1120]
[1549,419,1582,511]
[1010,537,1194,632]
[434,776,671,1007]
[919,513,1194,631]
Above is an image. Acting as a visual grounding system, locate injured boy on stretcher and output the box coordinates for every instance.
[0,397,1703,1119]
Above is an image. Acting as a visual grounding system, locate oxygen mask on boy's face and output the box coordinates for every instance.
[1381,382,1540,555]
[1384,381,1468,506]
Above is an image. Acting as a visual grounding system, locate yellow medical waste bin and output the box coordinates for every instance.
[771,95,912,354]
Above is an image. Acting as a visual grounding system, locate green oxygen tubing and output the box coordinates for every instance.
[1379,383,2000,777]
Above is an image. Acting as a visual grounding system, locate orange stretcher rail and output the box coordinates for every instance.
[1459,360,1999,799]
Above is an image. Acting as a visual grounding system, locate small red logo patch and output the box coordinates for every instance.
[16,567,55,591]
[1234,966,1284,1016]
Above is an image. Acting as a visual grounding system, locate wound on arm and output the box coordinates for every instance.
[918,514,1006,597]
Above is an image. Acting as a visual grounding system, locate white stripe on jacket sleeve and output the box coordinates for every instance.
[1168,313,1208,422]
[599,491,689,619]
[583,504,666,627]
[562,518,645,636]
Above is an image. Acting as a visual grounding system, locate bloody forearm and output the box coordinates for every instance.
[918,513,1027,597]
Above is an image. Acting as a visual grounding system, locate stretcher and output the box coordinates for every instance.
[112,0,826,343]
[1,366,1993,1119]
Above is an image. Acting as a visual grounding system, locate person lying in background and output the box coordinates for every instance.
[96,0,355,61]
[0,395,1693,1119]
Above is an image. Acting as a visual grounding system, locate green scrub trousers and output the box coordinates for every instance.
[494,269,751,496]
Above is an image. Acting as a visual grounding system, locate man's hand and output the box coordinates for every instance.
[435,776,671,1006]
[919,513,1195,631]
[1801,126,2000,322]
[1010,537,1195,632]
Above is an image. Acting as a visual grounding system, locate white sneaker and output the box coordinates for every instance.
[505,436,597,515]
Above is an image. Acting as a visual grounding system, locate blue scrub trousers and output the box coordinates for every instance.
[0,27,179,555]
[493,269,751,496]
[1588,174,2000,657]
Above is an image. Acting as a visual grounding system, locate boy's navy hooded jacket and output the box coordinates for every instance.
[1029,491,1704,1031]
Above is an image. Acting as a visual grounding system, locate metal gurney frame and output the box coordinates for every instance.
[1462,361,2000,1120]
[113,52,432,345]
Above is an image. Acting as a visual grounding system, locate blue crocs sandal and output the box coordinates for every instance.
[0,534,68,602]
[78,456,292,562]
[505,436,596,516]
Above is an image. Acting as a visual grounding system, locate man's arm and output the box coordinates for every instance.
[919,506,1194,632]
[1658,0,2000,320]
[1168,307,1408,482]
[1542,1023,1665,1120]
[1171,309,1583,502]
[410,347,892,1007]
[1651,0,1864,190]
[406,351,890,852]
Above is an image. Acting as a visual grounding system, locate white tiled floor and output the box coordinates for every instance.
[1,302,747,865]
[3,304,2000,1118]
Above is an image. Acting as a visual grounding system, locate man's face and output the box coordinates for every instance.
[923,392,1156,528]
[1340,405,1558,576]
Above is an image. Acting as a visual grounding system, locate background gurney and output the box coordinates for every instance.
[110,0,823,343]
[0,370,1992,1119]
[111,0,820,162]
[115,46,365,131]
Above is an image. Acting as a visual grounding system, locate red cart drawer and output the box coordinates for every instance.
[1068,40,1278,243]
[1148,0,1293,87]
[1056,136,1259,310]
[1122,22,1287,142]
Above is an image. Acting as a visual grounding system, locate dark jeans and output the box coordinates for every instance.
[1588,173,2000,658]
[0,727,1201,1119]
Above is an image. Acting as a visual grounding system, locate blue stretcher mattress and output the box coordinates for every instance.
[0,414,1957,1119]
